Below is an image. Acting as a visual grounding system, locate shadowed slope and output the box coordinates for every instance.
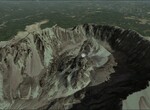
[0,23,150,110]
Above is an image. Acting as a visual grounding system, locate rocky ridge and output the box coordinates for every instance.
[0,23,149,110]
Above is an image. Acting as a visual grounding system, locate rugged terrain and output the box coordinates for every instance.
[0,23,150,110]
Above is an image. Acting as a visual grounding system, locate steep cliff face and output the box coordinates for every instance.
[0,23,149,110]
[70,24,150,110]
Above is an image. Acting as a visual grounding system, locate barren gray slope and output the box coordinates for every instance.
[0,23,150,110]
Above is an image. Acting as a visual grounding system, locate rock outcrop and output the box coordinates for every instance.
[0,23,150,110]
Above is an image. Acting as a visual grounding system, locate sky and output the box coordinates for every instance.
[0,0,150,1]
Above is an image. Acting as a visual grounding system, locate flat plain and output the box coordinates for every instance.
[0,1,149,41]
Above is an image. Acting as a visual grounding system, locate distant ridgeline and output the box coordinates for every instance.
[0,0,149,1]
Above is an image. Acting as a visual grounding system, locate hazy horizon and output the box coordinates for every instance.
[0,0,149,41]
[0,0,149,1]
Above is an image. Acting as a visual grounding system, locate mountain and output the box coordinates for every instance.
[0,23,150,109]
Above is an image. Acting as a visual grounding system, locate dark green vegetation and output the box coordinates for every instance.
[0,1,150,41]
